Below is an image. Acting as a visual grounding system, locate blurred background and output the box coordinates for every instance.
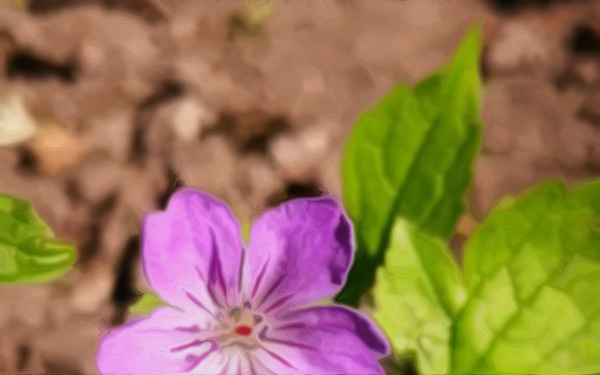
[0,0,599,373]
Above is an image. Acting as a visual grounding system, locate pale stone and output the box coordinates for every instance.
[270,126,329,173]
[171,98,214,142]
[0,93,37,147]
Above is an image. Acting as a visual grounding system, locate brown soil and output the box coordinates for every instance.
[0,0,599,373]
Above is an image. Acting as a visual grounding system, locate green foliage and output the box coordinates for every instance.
[338,28,482,305]
[0,194,75,283]
[374,181,600,374]
[129,292,167,315]
[373,219,466,374]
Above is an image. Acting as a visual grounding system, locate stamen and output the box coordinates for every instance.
[228,307,241,321]
[234,325,253,336]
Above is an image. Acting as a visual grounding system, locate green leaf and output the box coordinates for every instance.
[338,28,482,305]
[373,218,467,374]
[374,180,600,374]
[130,292,168,315]
[454,181,600,374]
[0,194,75,283]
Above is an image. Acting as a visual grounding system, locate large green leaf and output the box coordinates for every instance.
[373,218,466,374]
[0,194,75,283]
[454,181,600,374]
[374,181,600,374]
[338,28,482,305]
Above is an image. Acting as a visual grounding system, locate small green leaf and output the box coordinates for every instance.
[0,194,75,283]
[130,292,167,315]
[373,218,466,374]
[338,28,483,305]
[454,181,600,374]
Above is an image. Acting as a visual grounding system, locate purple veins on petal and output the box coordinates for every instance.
[258,327,317,351]
[251,256,270,299]
[219,357,231,375]
[170,339,216,353]
[193,263,207,283]
[189,229,230,310]
[184,290,215,318]
[208,229,228,300]
[183,341,218,372]
[263,292,296,314]
[273,322,306,331]
[258,345,298,370]
[238,247,246,294]
[174,324,203,333]
[254,274,285,311]
[244,353,258,375]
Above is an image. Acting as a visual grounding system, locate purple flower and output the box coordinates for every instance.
[96,189,389,374]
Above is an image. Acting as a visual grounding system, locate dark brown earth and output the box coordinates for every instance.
[0,0,599,373]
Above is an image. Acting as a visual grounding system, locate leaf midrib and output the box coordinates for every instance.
[372,61,477,260]
[372,112,440,262]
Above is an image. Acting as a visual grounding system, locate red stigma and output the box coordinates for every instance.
[234,325,252,336]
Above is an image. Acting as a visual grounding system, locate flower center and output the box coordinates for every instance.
[234,325,253,336]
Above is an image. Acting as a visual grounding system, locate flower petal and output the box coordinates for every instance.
[142,189,243,313]
[96,307,226,374]
[254,306,389,374]
[245,197,352,312]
